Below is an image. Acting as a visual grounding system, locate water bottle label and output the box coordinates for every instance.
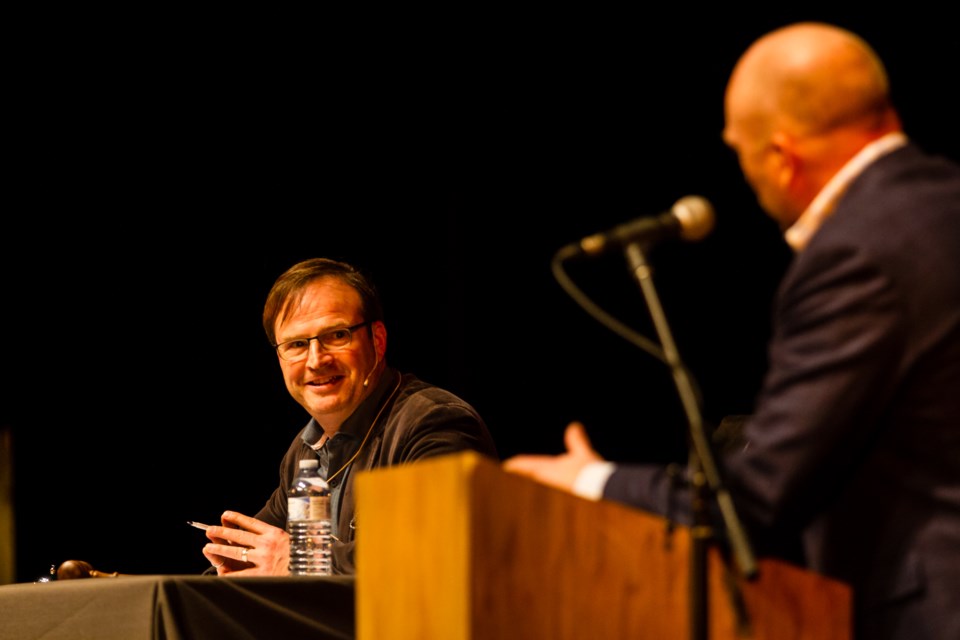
[288,496,310,521]
[308,495,330,521]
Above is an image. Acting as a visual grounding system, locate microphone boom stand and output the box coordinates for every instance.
[623,241,758,640]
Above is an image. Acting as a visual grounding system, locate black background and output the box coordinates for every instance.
[3,10,958,582]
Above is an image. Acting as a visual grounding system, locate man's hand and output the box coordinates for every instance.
[502,421,604,493]
[202,511,290,576]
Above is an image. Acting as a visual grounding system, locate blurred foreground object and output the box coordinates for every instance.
[55,559,127,579]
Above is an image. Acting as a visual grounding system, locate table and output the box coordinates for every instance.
[0,574,355,640]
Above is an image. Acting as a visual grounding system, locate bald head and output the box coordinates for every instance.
[722,22,902,227]
[729,22,894,138]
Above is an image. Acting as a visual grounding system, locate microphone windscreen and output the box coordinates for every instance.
[673,195,715,242]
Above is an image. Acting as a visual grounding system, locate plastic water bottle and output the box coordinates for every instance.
[287,458,332,575]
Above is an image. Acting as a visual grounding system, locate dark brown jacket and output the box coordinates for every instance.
[256,367,498,574]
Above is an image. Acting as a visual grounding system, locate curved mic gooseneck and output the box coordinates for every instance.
[552,197,755,640]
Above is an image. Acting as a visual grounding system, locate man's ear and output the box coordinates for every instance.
[769,130,800,189]
[372,320,387,359]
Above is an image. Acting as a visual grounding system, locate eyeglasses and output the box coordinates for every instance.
[274,321,372,362]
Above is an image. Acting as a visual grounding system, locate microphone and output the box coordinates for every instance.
[575,195,715,257]
[363,352,380,389]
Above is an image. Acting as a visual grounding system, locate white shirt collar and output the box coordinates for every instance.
[784,132,908,251]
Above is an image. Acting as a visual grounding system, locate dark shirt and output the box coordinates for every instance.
[256,367,498,574]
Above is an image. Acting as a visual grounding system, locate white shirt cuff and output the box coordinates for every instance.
[572,461,617,500]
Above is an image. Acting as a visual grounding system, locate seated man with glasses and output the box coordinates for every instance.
[199,257,498,575]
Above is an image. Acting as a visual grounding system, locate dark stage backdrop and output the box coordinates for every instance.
[3,11,958,582]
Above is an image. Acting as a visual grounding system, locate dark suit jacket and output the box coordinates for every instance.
[604,143,960,640]
[256,367,498,574]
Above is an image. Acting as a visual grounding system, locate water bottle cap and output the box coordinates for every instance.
[298,459,319,469]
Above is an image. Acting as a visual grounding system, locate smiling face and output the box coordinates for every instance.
[274,276,386,433]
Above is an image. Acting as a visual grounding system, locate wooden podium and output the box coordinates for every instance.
[356,451,851,640]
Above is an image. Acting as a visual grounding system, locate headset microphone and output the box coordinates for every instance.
[363,352,380,389]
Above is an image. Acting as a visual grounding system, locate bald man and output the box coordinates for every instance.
[505,22,960,640]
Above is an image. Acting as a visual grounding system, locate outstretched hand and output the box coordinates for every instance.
[202,511,290,577]
[502,421,604,493]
